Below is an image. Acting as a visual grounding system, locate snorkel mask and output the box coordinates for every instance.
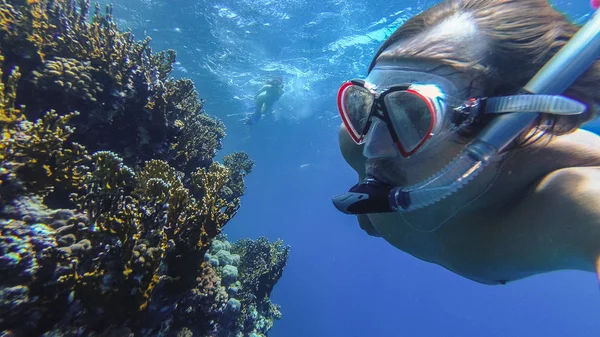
[338,71,464,158]
[338,66,584,160]
[332,8,600,215]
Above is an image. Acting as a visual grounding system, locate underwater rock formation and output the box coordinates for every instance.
[0,1,289,336]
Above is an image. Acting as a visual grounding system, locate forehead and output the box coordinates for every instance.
[374,12,487,72]
[365,62,466,98]
[427,12,480,43]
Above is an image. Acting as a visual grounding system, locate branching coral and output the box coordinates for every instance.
[0,54,22,125]
[0,0,227,172]
[0,0,53,63]
[232,236,289,336]
[221,151,255,202]
[0,54,89,205]
[233,237,290,302]
[0,0,139,83]
[68,152,239,316]
[162,78,227,171]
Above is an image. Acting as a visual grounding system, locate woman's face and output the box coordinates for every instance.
[338,59,484,187]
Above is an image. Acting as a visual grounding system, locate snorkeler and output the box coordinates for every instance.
[245,77,285,125]
[332,0,600,286]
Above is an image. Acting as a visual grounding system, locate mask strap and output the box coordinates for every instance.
[482,94,586,115]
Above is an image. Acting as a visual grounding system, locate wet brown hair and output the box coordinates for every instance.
[369,0,600,139]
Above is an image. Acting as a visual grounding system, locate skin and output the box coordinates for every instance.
[339,122,600,285]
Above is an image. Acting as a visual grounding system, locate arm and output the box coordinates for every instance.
[254,85,269,99]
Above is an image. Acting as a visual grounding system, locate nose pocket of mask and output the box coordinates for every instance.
[363,119,400,158]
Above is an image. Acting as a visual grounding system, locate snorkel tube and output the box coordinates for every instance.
[333,9,600,214]
[387,8,600,212]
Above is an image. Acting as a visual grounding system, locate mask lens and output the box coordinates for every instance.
[338,83,374,144]
[384,91,434,154]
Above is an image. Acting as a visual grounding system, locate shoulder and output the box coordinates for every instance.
[536,129,600,161]
[495,129,600,218]
[502,165,600,266]
[497,130,600,265]
[496,129,600,191]
[535,129,600,209]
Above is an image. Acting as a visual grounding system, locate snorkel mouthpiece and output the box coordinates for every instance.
[332,178,395,214]
[332,139,497,215]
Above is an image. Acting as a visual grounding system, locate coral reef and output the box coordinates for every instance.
[232,237,289,335]
[0,0,223,170]
[31,57,104,103]
[0,54,88,205]
[0,1,288,336]
[221,152,255,203]
[166,237,289,337]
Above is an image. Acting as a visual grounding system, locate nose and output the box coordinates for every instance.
[363,119,399,159]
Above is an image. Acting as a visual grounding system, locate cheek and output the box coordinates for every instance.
[338,123,356,154]
[338,124,367,174]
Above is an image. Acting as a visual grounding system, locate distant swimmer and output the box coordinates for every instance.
[245,77,285,125]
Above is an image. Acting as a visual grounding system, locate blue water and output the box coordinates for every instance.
[104,0,600,336]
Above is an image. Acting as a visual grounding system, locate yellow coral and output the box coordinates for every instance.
[0,55,89,193]
[190,162,239,249]
[0,1,23,44]
[32,57,103,102]
[0,0,149,85]
[23,0,56,61]
[0,55,23,125]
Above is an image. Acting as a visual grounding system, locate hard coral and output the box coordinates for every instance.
[221,151,255,202]
[31,57,103,103]
[0,54,89,204]
[0,0,227,172]
[0,202,83,336]
[232,237,290,302]
[169,236,287,337]
[69,151,238,316]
